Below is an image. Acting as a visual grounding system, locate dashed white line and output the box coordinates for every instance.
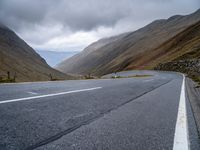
[27,92,38,95]
[173,75,190,150]
[0,87,102,104]
[144,79,154,82]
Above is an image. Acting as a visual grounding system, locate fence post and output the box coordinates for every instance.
[7,71,10,80]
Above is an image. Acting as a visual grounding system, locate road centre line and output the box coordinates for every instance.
[0,87,102,104]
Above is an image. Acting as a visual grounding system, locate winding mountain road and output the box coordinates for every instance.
[0,71,199,150]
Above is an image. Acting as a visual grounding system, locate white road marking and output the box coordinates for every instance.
[27,92,38,95]
[144,79,154,82]
[0,87,102,104]
[173,75,190,150]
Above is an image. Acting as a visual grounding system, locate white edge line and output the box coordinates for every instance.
[173,74,190,150]
[0,87,102,104]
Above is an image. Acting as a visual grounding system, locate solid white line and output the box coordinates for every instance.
[173,75,190,150]
[0,87,102,104]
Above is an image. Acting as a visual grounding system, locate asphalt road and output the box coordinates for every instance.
[0,71,199,150]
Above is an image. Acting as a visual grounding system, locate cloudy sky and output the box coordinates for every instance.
[0,0,199,52]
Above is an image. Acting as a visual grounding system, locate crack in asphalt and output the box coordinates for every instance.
[25,79,173,150]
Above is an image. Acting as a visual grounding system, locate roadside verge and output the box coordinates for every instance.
[185,77,200,136]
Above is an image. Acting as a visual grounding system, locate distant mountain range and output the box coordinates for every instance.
[56,9,200,77]
[36,50,78,67]
[0,25,75,82]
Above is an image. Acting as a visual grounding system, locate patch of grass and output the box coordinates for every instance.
[131,75,153,78]
[0,78,15,83]
[84,74,96,79]
[0,71,16,83]
[189,75,200,88]
[111,74,152,79]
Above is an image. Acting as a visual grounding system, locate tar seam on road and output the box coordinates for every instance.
[0,87,102,104]
[25,79,172,150]
[173,75,190,150]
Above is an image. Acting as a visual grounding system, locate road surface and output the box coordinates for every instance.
[0,71,199,150]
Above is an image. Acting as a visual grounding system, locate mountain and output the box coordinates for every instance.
[154,20,200,83]
[36,50,78,67]
[0,25,75,82]
[56,32,130,74]
[56,9,200,76]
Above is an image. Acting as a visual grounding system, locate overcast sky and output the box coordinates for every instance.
[0,0,199,52]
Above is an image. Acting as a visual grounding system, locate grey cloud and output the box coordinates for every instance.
[53,0,132,31]
[0,0,199,51]
[0,0,132,32]
[1,0,199,32]
[0,0,55,30]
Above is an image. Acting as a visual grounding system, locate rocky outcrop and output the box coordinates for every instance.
[155,59,200,81]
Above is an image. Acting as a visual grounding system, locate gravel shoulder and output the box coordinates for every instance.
[186,77,200,136]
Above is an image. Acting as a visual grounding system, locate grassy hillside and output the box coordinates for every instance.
[153,21,200,84]
[131,20,200,69]
[0,25,75,82]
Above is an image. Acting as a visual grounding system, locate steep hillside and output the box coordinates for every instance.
[0,25,74,82]
[126,20,200,69]
[57,9,200,76]
[56,32,129,74]
[154,21,200,83]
